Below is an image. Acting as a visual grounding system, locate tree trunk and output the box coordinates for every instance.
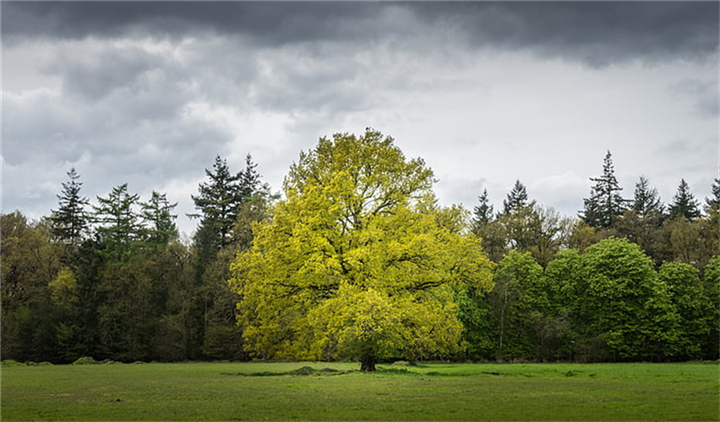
[360,355,376,372]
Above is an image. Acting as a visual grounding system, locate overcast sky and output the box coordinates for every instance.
[3,1,718,235]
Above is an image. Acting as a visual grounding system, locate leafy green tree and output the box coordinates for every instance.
[658,262,708,359]
[543,249,583,360]
[230,129,494,370]
[487,250,545,360]
[701,256,720,359]
[581,151,627,229]
[659,217,703,266]
[498,204,571,267]
[1,212,63,361]
[668,179,701,221]
[50,168,90,251]
[573,237,680,361]
[565,219,606,252]
[93,184,142,264]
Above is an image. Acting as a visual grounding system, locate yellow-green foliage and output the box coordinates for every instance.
[230,129,494,364]
[48,266,79,306]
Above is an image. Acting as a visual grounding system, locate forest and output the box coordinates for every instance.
[2,129,718,366]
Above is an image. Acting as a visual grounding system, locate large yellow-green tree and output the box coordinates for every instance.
[230,129,493,370]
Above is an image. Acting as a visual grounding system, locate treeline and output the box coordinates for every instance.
[2,155,272,363]
[464,151,719,361]
[1,150,718,363]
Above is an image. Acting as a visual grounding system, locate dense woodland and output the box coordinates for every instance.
[2,134,718,365]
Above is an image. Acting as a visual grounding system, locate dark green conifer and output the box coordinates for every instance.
[668,179,701,221]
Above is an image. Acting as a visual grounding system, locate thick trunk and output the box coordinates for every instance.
[360,355,377,372]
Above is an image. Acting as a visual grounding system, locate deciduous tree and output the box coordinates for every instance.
[230,129,493,370]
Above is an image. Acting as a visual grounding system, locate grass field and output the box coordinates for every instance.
[2,361,718,421]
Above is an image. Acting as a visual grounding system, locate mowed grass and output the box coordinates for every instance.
[2,361,718,421]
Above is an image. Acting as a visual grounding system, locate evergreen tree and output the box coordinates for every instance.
[502,180,532,215]
[190,154,261,252]
[581,151,627,229]
[50,168,90,249]
[616,176,665,264]
[140,191,178,249]
[93,184,142,264]
[471,188,494,230]
[704,177,720,214]
[668,179,701,221]
[632,176,664,217]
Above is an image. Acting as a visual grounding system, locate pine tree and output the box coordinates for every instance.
[705,177,720,214]
[632,176,664,217]
[581,151,627,229]
[472,188,495,230]
[191,155,256,250]
[502,180,532,215]
[668,179,701,221]
[51,168,90,248]
[93,184,142,264]
[140,191,178,249]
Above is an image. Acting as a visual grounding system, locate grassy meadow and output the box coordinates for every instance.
[1,361,718,421]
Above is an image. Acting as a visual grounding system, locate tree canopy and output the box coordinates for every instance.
[230,129,494,370]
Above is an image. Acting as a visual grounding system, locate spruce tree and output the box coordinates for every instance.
[190,155,259,251]
[140,191,178,249]
[472,188,495,229]
[668,179,701,221]
[632,176,664,217]
[93,184,142,264]
[705,177,720,214]
[581,151,627,229]
[51,168,90,248]
[502,180,532,215]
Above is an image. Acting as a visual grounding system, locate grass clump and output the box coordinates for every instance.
[226,366,350,377]
[1,360,25,367]
[72,356,99,365]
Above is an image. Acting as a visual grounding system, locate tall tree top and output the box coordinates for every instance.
[668,179,701,221]
[705,177,720,214]
[190,153,264,253]
[472,188,495,227]
[581,150,627,229]
[502,180,532,215]
[50,167,90,247]
[632,176,663,217]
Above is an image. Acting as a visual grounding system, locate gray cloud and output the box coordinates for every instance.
[412,2,719,66]
[669,79,719,119]
[4,2,717,67]
[1,2,387,45]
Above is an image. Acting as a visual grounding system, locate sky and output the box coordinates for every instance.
[2,1,718,236]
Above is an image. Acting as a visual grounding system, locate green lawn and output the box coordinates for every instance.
[2,361,718,421]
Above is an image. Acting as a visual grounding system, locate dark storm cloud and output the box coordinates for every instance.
[4,2,717,66]
[412,1,719,66]
[1,2,387,45]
